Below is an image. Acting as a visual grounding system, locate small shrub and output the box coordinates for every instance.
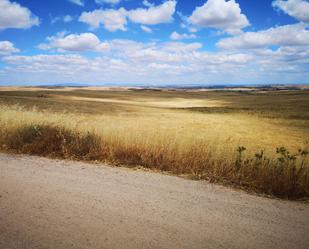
[4,125,102,160]
[6,125,42,149]
[230,146,309,198]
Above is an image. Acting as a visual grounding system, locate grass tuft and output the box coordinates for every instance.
[3,125,102,160]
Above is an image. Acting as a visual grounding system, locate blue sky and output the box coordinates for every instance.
[0,0,308,86]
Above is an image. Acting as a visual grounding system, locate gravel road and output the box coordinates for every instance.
[0,153,308,249]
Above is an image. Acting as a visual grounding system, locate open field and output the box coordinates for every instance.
[0,87,309,198]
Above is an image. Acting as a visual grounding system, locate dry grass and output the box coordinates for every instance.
[0,88,309,199]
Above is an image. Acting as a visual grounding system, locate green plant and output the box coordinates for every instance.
[235,146,246,171]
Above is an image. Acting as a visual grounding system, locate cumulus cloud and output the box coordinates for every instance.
[79,8,127,31]
[3,37,308,85]
[79,1,176,31]
[217,23,309,49]
[67,0,84,6]
[188,0,250,35]
[95,0,122,4]
[2,39,256,84]
[170,31,197,40]
[272,0,309,22]
[0,0,39,30]
[38,32,109,52]
[140,25,152,33]
[128,0,176,25]
[0,41,19,55]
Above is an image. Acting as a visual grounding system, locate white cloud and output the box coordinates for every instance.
[272,0,309,22]
[63,15,74,23]
[79,1,176,31]
[0,41,19,55]
[67,0,84,6]
[128,0,176,25]
[95,0,122,4]
[170,31,197,40]
[3,37,309,85]
[178,11,198,33]
[140,25,152,33]
[143,0,154,8]
[0,0,39,30]
[217,23,309,49]
[51,15,73,24]
[161,42,202,53]
[188,27,198,33]
[79,8,127,31]
[188,0,250,35]
[38,33,109,52]
[2,40,258,85]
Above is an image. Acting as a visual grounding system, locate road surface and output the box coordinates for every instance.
[0,153,308,249]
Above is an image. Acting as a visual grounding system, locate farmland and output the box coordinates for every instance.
[0,87,308,198]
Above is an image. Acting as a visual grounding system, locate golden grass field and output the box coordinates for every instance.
[0,87,308,198]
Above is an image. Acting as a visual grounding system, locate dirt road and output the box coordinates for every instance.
[0,153,308,249]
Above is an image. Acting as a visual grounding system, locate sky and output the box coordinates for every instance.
[0,0,308,86]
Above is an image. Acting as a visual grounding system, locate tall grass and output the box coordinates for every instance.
[1,123,308,199]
